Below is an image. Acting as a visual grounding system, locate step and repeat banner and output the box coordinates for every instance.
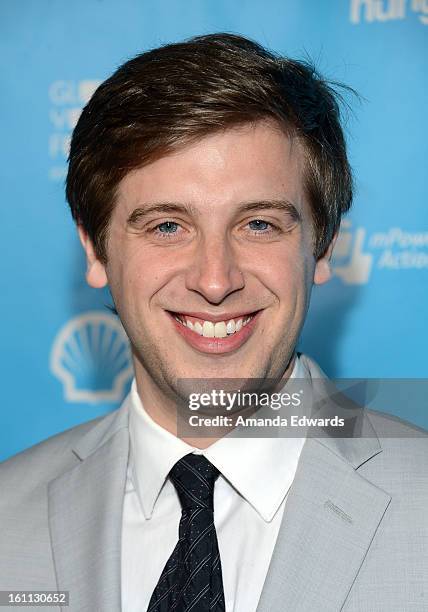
[1,0,427,461]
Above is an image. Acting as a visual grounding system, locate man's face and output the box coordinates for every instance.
[80,121,333,402]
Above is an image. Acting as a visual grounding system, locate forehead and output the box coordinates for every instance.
[114,121,308,218]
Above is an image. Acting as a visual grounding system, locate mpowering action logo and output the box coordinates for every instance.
[333,221,373,284]
[350,0,428,25]
[332,220,428,284]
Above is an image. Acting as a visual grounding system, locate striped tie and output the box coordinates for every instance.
[147,453,226,612]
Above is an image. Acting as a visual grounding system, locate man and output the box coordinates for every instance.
[0,33,427,612]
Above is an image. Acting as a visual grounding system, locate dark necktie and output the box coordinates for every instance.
[147,453,226,612]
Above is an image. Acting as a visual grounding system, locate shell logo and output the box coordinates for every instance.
[50,311,133,403]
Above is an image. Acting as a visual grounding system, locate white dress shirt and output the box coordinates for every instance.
[121,355,308,612]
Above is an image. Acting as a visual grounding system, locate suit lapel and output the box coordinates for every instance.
[256,435,390,611]
[48,399,130,612]
[257,355,391,611]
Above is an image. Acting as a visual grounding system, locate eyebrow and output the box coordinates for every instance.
[126,199,301,226]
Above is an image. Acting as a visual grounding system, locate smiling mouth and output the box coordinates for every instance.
[168,311,258,338]
[165,309,262,355]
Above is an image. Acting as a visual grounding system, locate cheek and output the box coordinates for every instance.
[110,245,168,299]
[270,258,315,323]
[263,250,312,294]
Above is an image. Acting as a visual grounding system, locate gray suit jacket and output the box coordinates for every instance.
[1,355,427,611]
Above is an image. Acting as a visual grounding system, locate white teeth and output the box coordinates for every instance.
[202,321,215,338]
[214,321,227,338]
[226,319,236,334]
[174,313,254,336]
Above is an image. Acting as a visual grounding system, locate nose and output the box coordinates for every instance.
[185,234,245,304]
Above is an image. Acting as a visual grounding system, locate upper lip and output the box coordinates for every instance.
[168,310,260,323]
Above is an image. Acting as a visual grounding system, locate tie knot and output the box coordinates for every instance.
[169,454,220,511]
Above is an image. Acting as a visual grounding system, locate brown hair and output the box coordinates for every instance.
[66,32,353,264]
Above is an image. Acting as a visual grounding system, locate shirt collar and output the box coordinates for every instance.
[129,385,197,520]
[129,354,308,522]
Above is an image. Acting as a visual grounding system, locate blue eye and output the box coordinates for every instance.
[249,219,270,231]
[157,221,179,233]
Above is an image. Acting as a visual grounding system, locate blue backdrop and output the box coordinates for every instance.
[1,0,427,461]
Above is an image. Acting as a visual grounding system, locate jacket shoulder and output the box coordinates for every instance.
[0,413,110,494]
[360,409,428,484]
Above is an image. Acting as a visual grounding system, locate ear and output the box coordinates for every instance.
[314,232,338,286]
[77,225,108,288]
